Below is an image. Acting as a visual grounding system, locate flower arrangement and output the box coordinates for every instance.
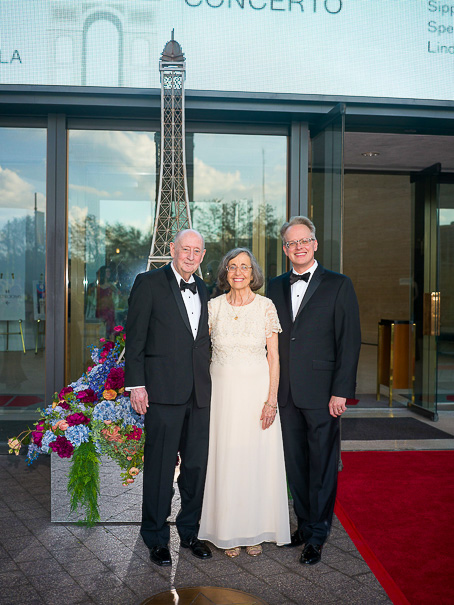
[8,325,145,525]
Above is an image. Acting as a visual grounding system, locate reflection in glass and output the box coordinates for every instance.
[0,128,46,413]
[68,130,157,382]
[191,134,287,297]
[67,130,287,382]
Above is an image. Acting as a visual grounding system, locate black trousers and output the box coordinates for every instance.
[140,394,210,548]
[279,394,339,546]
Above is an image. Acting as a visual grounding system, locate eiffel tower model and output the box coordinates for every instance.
[147,32,193,271]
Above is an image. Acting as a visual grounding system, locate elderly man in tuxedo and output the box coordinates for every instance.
[125,229,212,567]
[268,216,361,565]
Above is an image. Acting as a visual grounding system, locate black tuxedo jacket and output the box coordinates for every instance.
[268,264,361,409]
[124,264,211,408]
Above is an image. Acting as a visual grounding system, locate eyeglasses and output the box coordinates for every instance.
[284,238,316,249]
[226,264,252,273]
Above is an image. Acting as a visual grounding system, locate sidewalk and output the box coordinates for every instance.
[0,454,390,605]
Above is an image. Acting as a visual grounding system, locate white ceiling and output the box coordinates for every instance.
[344,132,454,173]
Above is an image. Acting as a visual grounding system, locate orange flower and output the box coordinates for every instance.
[103,389,117,400]
[52,420,69,432]
[101,425,124,443]
[129,467,140,477]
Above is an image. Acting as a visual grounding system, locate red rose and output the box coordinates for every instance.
[126,427,143,441]
[66,413,91,426]
[49,436,74,458]
[76,389,97,403]
[105,367,124,390]
[31,420,46,447]
[59,386,74,400]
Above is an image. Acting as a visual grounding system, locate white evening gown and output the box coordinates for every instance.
[199,294,290,548]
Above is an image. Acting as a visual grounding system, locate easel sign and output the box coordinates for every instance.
[33,279,46,320]
[0,274,25,321]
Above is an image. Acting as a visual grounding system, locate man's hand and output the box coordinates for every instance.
[329,395,347,418]
[130,387,149,415]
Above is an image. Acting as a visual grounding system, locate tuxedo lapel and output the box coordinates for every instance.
[282,271,293,322]
[195,275,208,341]
[294,264,325,320]
[164,264,192,336]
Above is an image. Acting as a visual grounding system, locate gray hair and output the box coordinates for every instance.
[280,216,316,242]
[173,229,205,249]
[217,248,264,292]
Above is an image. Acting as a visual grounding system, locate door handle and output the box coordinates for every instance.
[424,292,441,336]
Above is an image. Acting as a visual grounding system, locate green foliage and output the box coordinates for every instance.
[91,419,144,485]
[67,441,100,527]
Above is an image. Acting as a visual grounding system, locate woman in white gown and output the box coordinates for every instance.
[199,248,290,557]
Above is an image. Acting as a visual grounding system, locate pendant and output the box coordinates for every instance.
[234,316,238,320]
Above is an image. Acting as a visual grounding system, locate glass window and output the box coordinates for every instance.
[67,130,287,381]
[191,133,287,296]
[0,128,46,414]
[68,130,157,382]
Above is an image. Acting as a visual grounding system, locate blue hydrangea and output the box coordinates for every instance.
[115,396,144,428]
[90,345,101,363]
[42,405,66,422]
[26,443,41,465]
[70,376,90,392]
[71,402,88,413]
[41,430,57,453]
[92,400,117,423]
[66,425,90,447]
[42,404,56,417]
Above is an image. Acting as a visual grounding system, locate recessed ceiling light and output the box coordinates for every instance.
[361,151,380,157]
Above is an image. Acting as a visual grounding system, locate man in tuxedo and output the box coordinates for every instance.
[125,229,212,567]
[268,216,361,565]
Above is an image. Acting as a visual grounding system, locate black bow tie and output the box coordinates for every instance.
[180,280,197,295]
[289,272,311,286]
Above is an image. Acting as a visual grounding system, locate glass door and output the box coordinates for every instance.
[438,177,454,410]
[410,164,441,419]
[310,103,345,273]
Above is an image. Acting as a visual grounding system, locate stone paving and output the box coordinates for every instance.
[0,454,390,605]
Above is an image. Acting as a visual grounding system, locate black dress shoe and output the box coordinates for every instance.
[284,529,304,548]
[180,537,212,559]
[300,543,322,565]
[149,545,172,567]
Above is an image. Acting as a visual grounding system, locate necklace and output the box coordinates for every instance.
[227,291,253,320]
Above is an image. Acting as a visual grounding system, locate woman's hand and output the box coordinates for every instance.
[260,401,277,430]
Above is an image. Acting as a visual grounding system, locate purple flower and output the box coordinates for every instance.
[76,388,97,403]
[105,367,124,390]
[31,420,46,447]
[66,413,91,426]
[126,427,143,441]
[49,436,74,458]
[59,386,74,399]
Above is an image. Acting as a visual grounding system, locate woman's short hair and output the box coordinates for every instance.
[217,248,264,292]
[280,216,316,242]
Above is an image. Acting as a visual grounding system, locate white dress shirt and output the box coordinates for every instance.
[291,260,318,321]
[170,262,201,339]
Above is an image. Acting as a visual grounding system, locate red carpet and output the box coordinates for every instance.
[0,395,44,407]
[336,451,454,605]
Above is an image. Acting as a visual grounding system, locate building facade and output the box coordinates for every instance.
[0,1,453,420]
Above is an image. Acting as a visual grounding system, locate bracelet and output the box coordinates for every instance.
[264,402,277,409]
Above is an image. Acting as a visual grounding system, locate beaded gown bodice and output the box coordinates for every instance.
[208,294,281,366]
